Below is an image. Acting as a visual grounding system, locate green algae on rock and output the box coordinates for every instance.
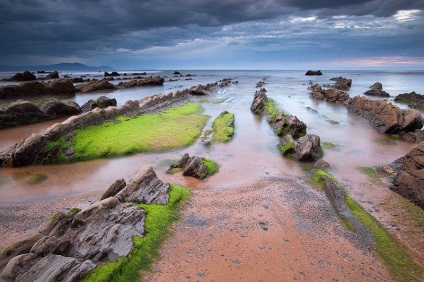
[211,111,235,142]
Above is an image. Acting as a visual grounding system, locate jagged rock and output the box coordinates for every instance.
[305,70,322,75]
[116,166,170,204]
[116,77,164,88]
[364,89,390,97]
[0,100,46,129]
[0,166,171,281]
[347,96,424,134]
[370,82,382,91]
[269,114,306,138]
[167,153,216,180]
[38,99,81,117]
[278,134,296,156]
[388,142,424,209]
[81,96,117,112]
[293,134,322,162]
[76,80,115,93]
[72,77,84,83]
[400,129,424,143]
[330,77,352,90]
[45,71,59,79]
[394,91,424,111]
[104,71,120,77]
[3,71,36,81]
[250,88,267,114]
[309,84,349,102]
[0,79,75,99]
[256,81,265,88]
[100,179,126,200]
[188,85,208,95]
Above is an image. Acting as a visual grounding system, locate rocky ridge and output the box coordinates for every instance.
[0,166,171,282]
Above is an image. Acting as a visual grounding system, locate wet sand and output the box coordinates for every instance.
[145,173,391,281]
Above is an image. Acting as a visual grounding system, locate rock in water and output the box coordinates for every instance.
[45,71,59,79]
[293,134,322,161]
[4,71,36,81]
[167,153,217,180]
[394,91,424,111]
[0,100,46,129]
[81,96,117,112]
[388,142,424,209]
[305,70,322,75]
[364,82,389,97]
[38,98,81,117]
[76,80,115,93]
[250,88,267,114]
[329,76,352,90]
[347,96,423,134]
[0,79,75,99]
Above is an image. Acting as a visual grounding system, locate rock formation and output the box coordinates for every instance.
[0,99,81,129]
[116,77,165,88]
[0,79,76,99]
[0,166,171,281]
[364,82,389,97]
[388,142,424,209]
[330,77,352,91]
[278,134,322,161]
[250,88,267,114]
[81,96,117,112]
[394,91,424,111]
[347,96,423,134]
[76,80,115,93]
[309,84,349,102]
[167,153,217,180]
[2,71,36,82]
[305,70,322,75]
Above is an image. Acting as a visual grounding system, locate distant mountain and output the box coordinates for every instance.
[0,62,115,72]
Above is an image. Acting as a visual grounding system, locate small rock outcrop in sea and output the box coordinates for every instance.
[0,166,171,281]
[329,76,352,91]
[269,113,307,138]
[40,71,59,80]
[309,84,349,102]
[305,70,322,75]
[116,77,165,88]
[104,71,120,77]
[388,142,424,209]
[347,96,423,134]
[394,91,424,111]
[76,80,115,93]
[0,98,81,129]
[364,82,390,97]
[81,96,117,112]
[256,81,265,88]
[167,153,218,180]
[278,134,322,161]
[0,79,76,99]
[173,71,182,75]
[2,71,36,82]
[250,88,267,114]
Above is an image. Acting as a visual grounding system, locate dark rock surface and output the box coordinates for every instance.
[116,77,165,88]
[292,134,322,161]
[3,71,37,82]
[250,88,267,114]
[330,77,352,90]
[104,71,120,77]
[394,91,424,111]
[269,114,306,138]
[256,81,265,88]
[400,129,424,143]
[100,179,126,200]
[81,96,117,112]
[388,142,424,209]
[347,96,423,134]
[38,99,81,118]
[309,84,349,102]
[0,79,75,99]
[76,80,115,93]
[364,82,389,97]
[305,70,322,75]
[0,100,46,129]
[167,153,215,180]
[0,166,171,281]
[45,71,59,80]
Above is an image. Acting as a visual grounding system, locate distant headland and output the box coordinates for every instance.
[0,62,114,72]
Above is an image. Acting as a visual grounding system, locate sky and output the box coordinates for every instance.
[0,0,423,70]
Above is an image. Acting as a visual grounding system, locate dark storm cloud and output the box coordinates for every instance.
[0,0,423,67]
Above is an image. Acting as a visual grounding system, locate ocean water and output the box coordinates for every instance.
[0,70,423,203]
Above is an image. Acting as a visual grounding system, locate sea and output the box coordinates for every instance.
[0,70,423,204]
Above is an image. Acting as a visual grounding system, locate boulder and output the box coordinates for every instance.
[0,79,75,99]
[394,91,424,111]
[45,71,59,79]
[347,96,424,134]
[81,96,117,112]
[173,71,181,75]
[104,71,120,77]
[188,85,208,96]
[4,71,36,81]
[370,82,383,91]
[250,88,268,114]
[38,99,81,117]
[100,179,126,200]
[388,142,424,209]
[309,84,349,102]
[167,153,217,180]
[292,134,322,161]
[330,76,352,90]
[269,114,306,138]
[117,77,164,88]
[305,70,322,75]
[76,80,115,93]
[364,89,390,97]
[0,100,46,129]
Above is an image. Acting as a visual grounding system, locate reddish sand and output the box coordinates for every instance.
[145,174,392,281]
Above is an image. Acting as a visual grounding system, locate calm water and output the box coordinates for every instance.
[0,70,423,203]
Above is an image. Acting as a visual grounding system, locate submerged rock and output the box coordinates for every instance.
[305,70,322,75]
[0,166,171,281]
[388,142,424,209]
[347,96,423,134]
